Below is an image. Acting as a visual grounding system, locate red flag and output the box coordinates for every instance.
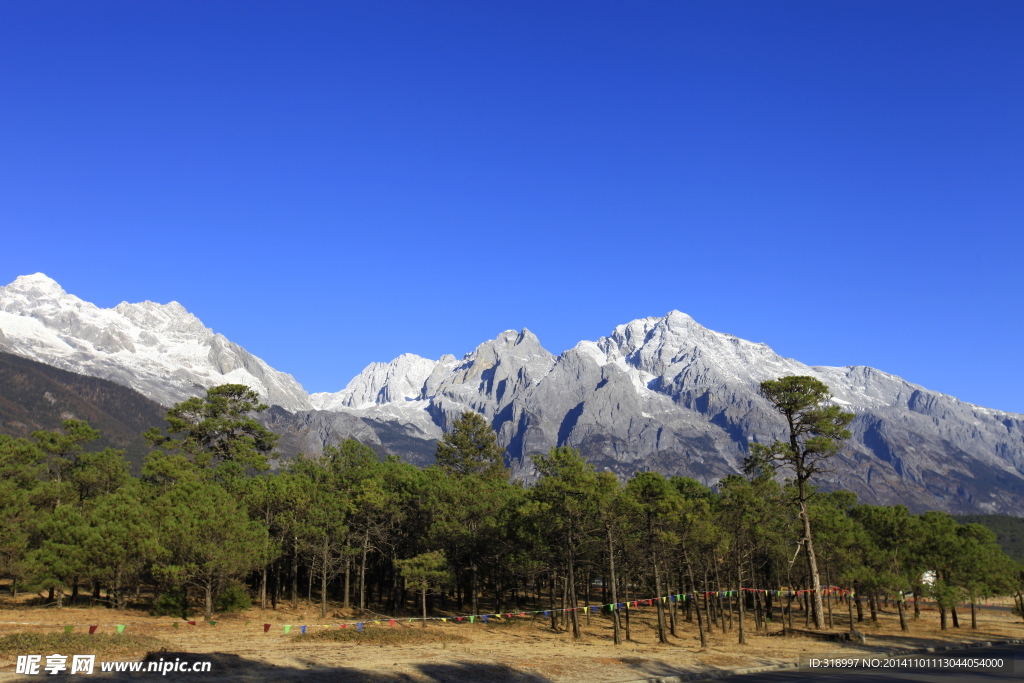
[389,619,395,628]
[341,624,347,629]
[88,625,98,634]
[187,621,196,626]
[457,617,463,621]
[263,624,271,633]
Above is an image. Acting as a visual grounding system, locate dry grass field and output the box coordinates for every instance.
[0,596,1020,682]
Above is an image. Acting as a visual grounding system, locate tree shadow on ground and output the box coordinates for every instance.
[77,652,555,682]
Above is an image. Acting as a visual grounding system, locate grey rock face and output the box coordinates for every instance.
[4,273,1022,514]
[321,313,1024,514]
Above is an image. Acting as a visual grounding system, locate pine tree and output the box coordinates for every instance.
[747,376,853,631]
[434,412,506,479]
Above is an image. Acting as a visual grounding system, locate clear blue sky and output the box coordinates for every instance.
[1,2,1022,412]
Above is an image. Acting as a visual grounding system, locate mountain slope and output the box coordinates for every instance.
[0,350,167,472]
[315,313,1024,514]
[3,274,1023,514]
[0,274,311,411]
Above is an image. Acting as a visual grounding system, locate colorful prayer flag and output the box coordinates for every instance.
[356,622,363,632]
[263,624,271,633]
[64,626,73,634]
[389,619,396,627]
[283,625,292,635]
[116,625,125,634]
[88,625,98,634]
[300,626,307,634]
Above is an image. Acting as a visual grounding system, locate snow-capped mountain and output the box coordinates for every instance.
[0,274,311,411]
[312,312,1024,514]
[3,274,1024,514]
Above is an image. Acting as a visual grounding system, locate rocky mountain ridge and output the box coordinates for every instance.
[2,274,1023,514]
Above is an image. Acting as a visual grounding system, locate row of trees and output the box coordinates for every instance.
[0,380,1020,642]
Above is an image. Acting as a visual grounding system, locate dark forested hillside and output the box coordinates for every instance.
[0,351,166,472]
[953,514,1024,563]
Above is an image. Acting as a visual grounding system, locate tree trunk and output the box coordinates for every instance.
[797,488,826,630]
[566,563,580,639]
[653,552,669,644]
[343,556,351,610]
[204,583,213,621]
[970,599,977,629]
[471,564,479,618]
[260,566,268,610]
[421,586,428,622]
[951,605,960,628]
[359,534,369,611]
[684,551,706,649]
[940,605,947,630]
[869,593,878,623]
[897,594,908,632]
[847,587,855,630]
[736,554,746,645]
[320,542,329,619]
[290,544,299,610]
[607,527,621,645]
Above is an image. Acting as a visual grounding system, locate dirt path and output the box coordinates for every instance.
[0,600,1021,681]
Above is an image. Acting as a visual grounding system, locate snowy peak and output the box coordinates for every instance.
[310,353,437,411]
[0,274,311,411]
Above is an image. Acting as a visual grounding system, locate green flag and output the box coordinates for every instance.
[284,625,292,634]
[116,625,126,634]
[64,625,73,634]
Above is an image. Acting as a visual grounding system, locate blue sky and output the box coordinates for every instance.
[1,2,1022,412]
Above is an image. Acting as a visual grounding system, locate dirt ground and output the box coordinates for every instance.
[0,597,1021,682]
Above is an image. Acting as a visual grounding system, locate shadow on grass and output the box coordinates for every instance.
[80,652,555,682]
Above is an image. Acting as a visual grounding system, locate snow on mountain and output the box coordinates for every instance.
[4,273,1024,513]
[312,309,1024,513]
[0,274,311,411]
[310,353,438,410]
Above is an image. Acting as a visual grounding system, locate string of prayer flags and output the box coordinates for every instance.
[88,625,98,634]
[263,624,271,633]
[116,625,125,634]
